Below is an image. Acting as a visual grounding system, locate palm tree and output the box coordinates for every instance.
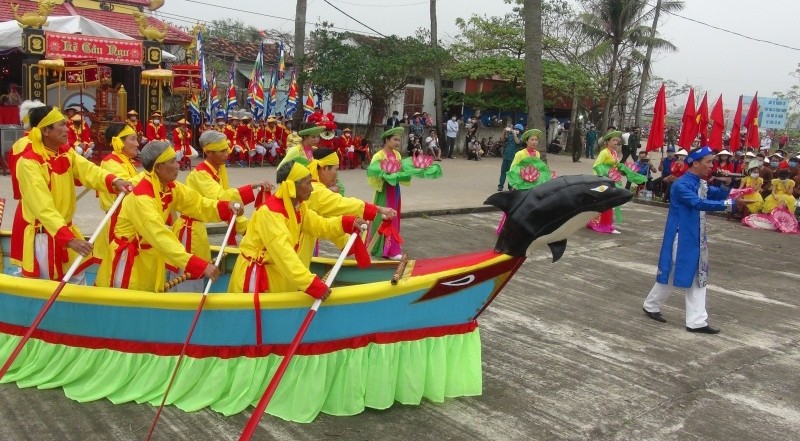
[575,0,677,130]
[523,0,546,157]
[633,0,685,127]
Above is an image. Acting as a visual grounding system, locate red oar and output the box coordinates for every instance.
[145,203,241,440]
[238,227,365,441]
[0,190,127,380]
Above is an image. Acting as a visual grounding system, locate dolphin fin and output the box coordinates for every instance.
[484,191,527,213]
[547,239,568,262]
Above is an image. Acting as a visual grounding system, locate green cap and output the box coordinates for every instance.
[601,130,622,144]
[298,125,325,137]
[521,129,541,143]
[381,126,404,141]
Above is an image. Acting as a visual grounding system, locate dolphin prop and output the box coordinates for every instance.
[485,175,633,260]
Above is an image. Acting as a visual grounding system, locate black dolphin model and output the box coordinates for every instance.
[485,175,634,260]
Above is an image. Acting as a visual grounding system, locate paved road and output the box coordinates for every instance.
[1,204,799,440]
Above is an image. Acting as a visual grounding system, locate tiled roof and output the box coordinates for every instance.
[204,38,288,64]
[0,0,192,45]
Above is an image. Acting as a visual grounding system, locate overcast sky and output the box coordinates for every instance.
[156,0,799,112]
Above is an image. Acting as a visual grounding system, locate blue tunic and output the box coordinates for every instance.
[656,172,730,288]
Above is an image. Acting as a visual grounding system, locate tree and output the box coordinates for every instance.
[431,0,444,132]
[308,29,445,137]
[293,0,308,128]
[523,0,546,154]
[633,0,685,127]
[574,0,677,129]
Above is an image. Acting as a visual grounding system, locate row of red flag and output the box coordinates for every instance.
[646,84,760,153]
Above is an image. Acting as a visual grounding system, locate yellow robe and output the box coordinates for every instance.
[285,131,302,150]
[762,178,797,213]
[95,153,144,262]
[228,195,346,295]
[738,176,764,214]
[297,181,378,266]
[171,161,254,261]
[511,147,540,166]
[95,177,228,292]
[12,145,116,279]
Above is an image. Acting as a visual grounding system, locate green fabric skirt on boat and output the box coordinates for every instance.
[0,328,482,423]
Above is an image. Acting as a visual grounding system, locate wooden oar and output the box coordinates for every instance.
[238,226,366,441]
[145,203,241,441]
[0,190,127,380]
[391,253,409,285]
[75,187,92,202]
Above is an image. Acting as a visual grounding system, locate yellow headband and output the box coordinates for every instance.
[111,125,137,154]
[308,152,339,182]
[203,138,229,152]
[28,107,66,159]
[154,145,176,166]
[148,146,177,212]
[275,162,311,240]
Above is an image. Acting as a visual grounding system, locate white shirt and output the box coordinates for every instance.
[446,120,459,138]
[425,136,439,148]
[621,132,631,146]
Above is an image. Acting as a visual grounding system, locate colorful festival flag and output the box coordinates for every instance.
[646,83,666,152]
[744,92,760,149]
[729,95,743,152]
[677,88,697,149]
[303,83,316,121]
[227,63,237,113]
[708,95,724,151]
[285,69,299,118]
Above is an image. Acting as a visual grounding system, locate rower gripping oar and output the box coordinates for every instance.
[145,203,241,441]
[238,225,367,441]
[0,190,128,380]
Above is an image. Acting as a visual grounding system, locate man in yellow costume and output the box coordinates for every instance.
[10,106,131,281]
[228,160,366,298]
[300,147,395,265]
[94,123,145,262]
[95,141,242,292]
[9,100,46,201]
[172,130,272,291]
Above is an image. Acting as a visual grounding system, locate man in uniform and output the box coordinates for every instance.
[224,115,246,166]
[145,111,167,143]
[227,160,366,297]
[67,113,94,159]
[11,106,131,281]
[126,110,144,143]
[172,118,194,170]
[95,141,242,292]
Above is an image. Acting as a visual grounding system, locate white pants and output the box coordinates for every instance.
[643,235,708,328]
[33,233,85,284]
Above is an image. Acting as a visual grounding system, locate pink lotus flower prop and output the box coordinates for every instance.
[412,153,434,169]
[520,165,540,182]
[380,155,402,174]
[608,167,622,182]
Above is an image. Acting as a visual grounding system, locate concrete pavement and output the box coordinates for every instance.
[0,205,798,440]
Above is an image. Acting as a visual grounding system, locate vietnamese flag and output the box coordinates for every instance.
[678,88,697,148]
[695,92,709,146]
[744,92,760,149]
[708,95,724,151]
[729,95,743,152]
[647,83,667,152]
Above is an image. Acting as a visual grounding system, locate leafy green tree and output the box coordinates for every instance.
[308,28,445,136]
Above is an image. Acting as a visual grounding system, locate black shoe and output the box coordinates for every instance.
[643,308,666,323]
[497,185,503,192]
[686,325,720,334]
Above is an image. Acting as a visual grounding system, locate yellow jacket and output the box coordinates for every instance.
[511,147,540,166]
[11,145,117,279]
[95,177,232,292]
[171,161,254,261]
[228,195,347,296]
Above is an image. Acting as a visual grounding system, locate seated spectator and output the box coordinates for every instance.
[759,157,774,198]
[738,161,764,215]
[627,150,655,192]
[406,134,420,157]
[466,136,482,161]
[762,166,797,214]
[424,129,443,161]
[670,149,689,179]
[479,137,488,156]
[355,138,371,169]
[709,149,734,187]
[547,137,562,154]
[652,146,676,202]
[486,136,501,157]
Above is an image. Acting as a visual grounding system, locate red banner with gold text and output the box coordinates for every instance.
[45,32,143,66]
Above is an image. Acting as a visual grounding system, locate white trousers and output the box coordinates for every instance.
[33,233,85,284]
[643,235,708,328]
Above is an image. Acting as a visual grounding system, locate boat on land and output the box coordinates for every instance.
[0,175,632,423]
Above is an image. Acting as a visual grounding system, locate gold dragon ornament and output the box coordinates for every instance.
[10,0,58,29]
[132,11,169,43]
